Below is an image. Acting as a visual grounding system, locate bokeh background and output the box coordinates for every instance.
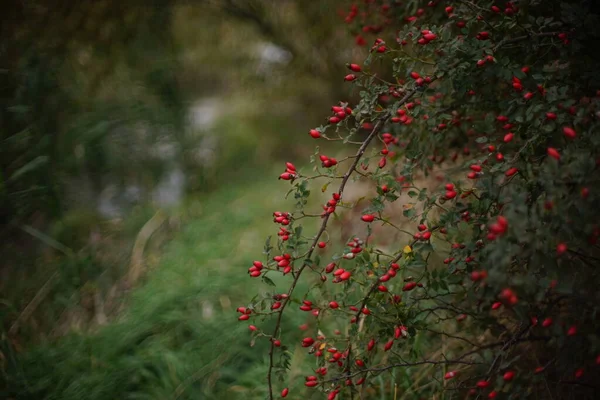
[0,1,373,399]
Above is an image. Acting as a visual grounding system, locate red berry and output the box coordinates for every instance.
[476,380,490,388]
[384,339,394,351]
[344,74,357,82]
[563,126,576,139]
[567,325,577,336]
[505,167,518,177]
[329,301,339,309]
[547,147,560,160]
[281,388,289,397]
[402,282,417,291]
[348,63,361,72]
[444,371,457,379]
[445,190,457,200]
[557,242,568,255]
[581,187,590,198]
[542,317,553,328]
[361,214,375,222]
[503,371,515,381]
[318,241,326,248]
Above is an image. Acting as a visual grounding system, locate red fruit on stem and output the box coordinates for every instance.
[444,371,457,379]
[309,129,321,138]
[505,167,518,177]
[563,126,576,139]
[384,339,394,351]
[547,147,560,160]
[361,214,375,222]
[348,63,361,72]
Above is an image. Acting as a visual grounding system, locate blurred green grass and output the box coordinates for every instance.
[5,168,329,400]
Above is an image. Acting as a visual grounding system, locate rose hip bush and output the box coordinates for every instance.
[240,1,600,399]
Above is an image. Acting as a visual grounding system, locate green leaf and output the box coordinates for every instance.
[7,156,48,182]
[262,275,276,287]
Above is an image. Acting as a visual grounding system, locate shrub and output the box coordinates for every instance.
[239,1,600,399]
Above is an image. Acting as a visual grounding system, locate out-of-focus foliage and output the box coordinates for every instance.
[0,1,371,399]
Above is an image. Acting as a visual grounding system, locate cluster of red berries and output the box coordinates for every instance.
[321,192,341,217]
[499,287,519,306]
[412,224,432,241]
[247,261,264,278]
[236,306,252,320]
[345,237,364,256]
[402,280,423,292]
[279,162,297,181]
[328,103,353,124]
[272,211,290,226]
[342,3,358,24]
[377,262,400,288]
[319,154,338,168]
[492,2,519,15]
[330,267,352,283]
[417,29,437,45]
[487,216,508,240]
[381,324,410,352]
[443,183,458,200]
[409,70,432,87]
[392,107,414,125]
[273,253,293,275]
[369,38,387,53]
[476,31,490,41]
[299,299,320,317]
